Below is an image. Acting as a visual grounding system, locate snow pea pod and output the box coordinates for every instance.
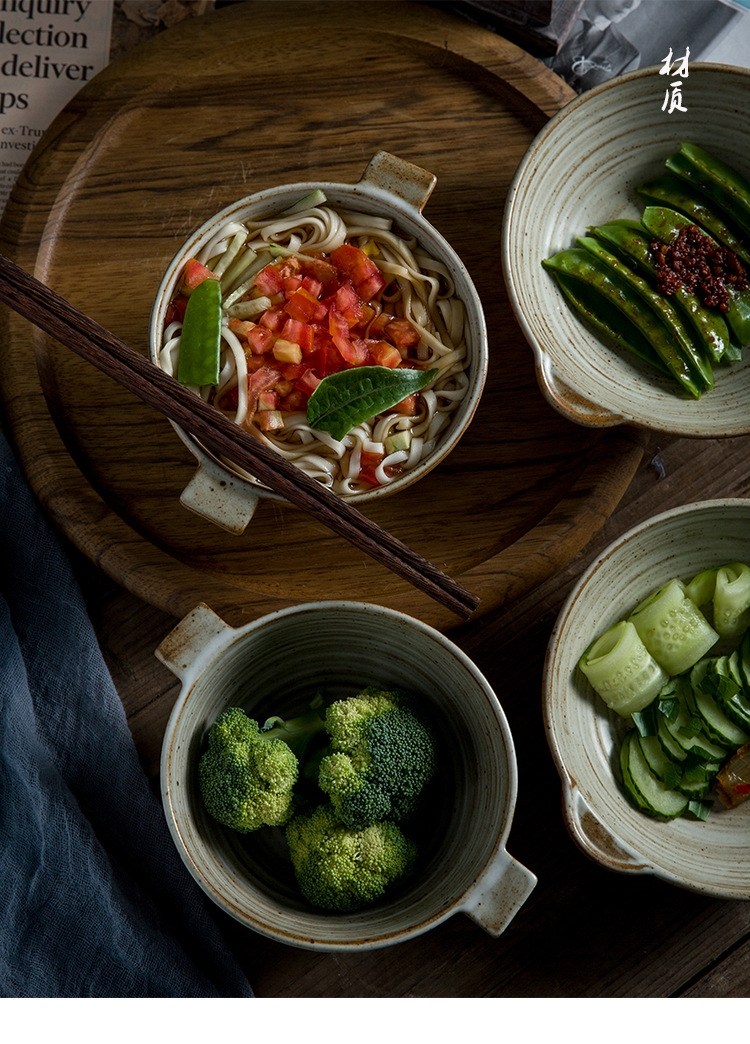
[542,249,703,397]
[641,206,750,349]
[552,268,669,375]
[666,143,750,241]
[636,173,750,266]
[588,220,730,365]
[576,235,713,390]
[177,276,223,387]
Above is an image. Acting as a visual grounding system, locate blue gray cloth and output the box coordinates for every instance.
[0,430,253,997]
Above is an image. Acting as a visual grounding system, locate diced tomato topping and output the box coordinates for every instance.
[279,362,307,381]
[385,318,421,349]
[253,263,285,297]
[367,311,395,338]
[279,389,306,412]
[358,450,385,487]
[165,295,189,325]
[281,317,315,354]
[243,367,281,426]
[301,275,323,297]
[246,325,275,354]
[259,307,286,332]
[173,243,414,436]
[295,368,321,396]
[297,255,338,287]
[329,308,368,365]
[330,244,386,299]
[283,275,304,295]
[368,340,402,369]
[391,392,419,415]
[333,283,361,325]
[181,258,218,291]
[228,317,256,340]
[285,286,327,323]
[314,338,347,377]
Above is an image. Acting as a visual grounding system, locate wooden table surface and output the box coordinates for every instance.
[71,428,750,998]
[6,0,750,998]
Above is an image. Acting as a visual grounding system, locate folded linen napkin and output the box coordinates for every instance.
[0,430,253,998]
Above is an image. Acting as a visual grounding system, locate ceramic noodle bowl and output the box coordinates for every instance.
[158,600,536,951]
[544,500,750,898]
[149,151,488,533]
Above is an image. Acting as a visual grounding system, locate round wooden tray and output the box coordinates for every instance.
[0,0,646,632]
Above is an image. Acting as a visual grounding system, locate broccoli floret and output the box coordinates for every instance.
[198,705,326,832]
[285,804,417,912]
[316,687,437,830]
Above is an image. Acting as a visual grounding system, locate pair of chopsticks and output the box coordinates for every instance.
[0,255,480,620]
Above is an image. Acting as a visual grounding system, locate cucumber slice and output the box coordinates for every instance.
[620,731,689,819]
[629,579,718,676]
[656,710,688,762]
[662,677,729,760]
[689,655,750,747]
[684,567,717,609]
[738,630,750,692]
[638,734,682,789]
[579,620,668,715]
[713,562,750,638]
[704,653,750,730]
[281,189,328,215]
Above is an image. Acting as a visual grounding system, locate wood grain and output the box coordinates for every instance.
[79,426,750,997]
[0,0,645,632]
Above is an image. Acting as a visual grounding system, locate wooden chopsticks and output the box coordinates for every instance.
[0,254,480,620]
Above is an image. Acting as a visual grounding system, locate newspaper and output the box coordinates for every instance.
[0,0,113,212]
[544,0,750,91]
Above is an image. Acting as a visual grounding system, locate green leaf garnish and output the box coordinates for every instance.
[306,366,437,441]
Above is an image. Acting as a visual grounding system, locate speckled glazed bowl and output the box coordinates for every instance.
[544,500,750,899]
[150,151,487,534]
[503,64,750,438]
[158,600,536,951]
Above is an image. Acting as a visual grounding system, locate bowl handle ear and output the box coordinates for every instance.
[537,355,627,429]
[460,849,537,937]
[179,456,262,534]
[155,603,233,682]
[563,785,650,874]
[359,151,437,214]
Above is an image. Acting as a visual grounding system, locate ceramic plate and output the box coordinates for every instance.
[503,64,750,437]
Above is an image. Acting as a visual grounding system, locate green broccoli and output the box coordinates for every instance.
[198,705,326,832]
[285,803,417,912]
[316,687,437,830]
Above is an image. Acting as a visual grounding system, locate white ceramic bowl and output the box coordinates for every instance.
[503,64,750,438]
[150,151,488,533]
[544,499,750,899]
[157,600,536,951]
